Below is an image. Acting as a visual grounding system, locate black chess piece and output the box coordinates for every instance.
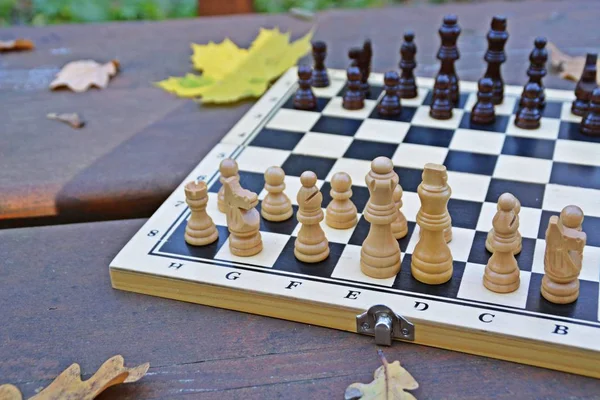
[348,47,362,68]
[430,74,453,120]
[471,77,496,125]
[360,40,373,96]
[483,16,508,105]
[293,65,317,110]
[343,66,364,110]
[572,53,598,116]
[436,14,461,105]
[515,82,542,129]
[311,41,329,88]
[398,31,418,99]
[522,37,548,109]
[581,87,600,136]
[377,71,402,117]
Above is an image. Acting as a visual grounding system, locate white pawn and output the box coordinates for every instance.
[295,171,330,263]
[391,183,408,239]
[218,158,240,213]
[261,166,293,222]
[326,172,357,229]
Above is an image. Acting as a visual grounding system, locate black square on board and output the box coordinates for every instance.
[526,273,599,322]
[311,116,363,137]
[250,128,305,151]
[392,255,466,298]
[343,139,398,161]
[368,106,417,123]
[558,121,600,143]
[444,150,498,176]
[281,154,337,180]
[424,91,469,109]
[538,210,600,247]
[159,222,230,261]
[550,162,600,190]
[321,182,370,214]
[337,84,384,101]
[403,126,455,148]
[281,96,330,113]
[542,101,563,119]
[394,167,423,193]
[255,203,299,235]
[501,136,556,160]
[209,170,265,195]
[485,178,545,209]
[459,113,510,133]
[272,237,345,278]
[348,215,370,246]
[467,231,536,271]
[447,198,482,229]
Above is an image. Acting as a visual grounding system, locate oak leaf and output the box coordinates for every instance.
[547,42,600,84]
[50,60,119,93]
[0,39,35,52]
[0,355,149,400]
[157,27,314,104]
[344,350,419,400]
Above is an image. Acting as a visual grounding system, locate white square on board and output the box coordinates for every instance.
[493,155,552,184]
[266,108,321,132]
[331,244,398,286]
[291,210,358,244]
[411,106,465,130]
[560,102,582,123]
[506,115,561,140]
[293,132,353,159]
[447,171,491,202]
[463,94,517,116]
[457,263,531,308]
[543,184,600,218]
[532,239,600,283]
[355,118,411,144]
[326,158,372,187]
[449,128,506,155]
[312,79,345,98]
[400,191,420,222]
[392,143,449,169]
[215,231,290,267]
[236,146,291,174]
[206,192,228,226]
[404,225,474,262]
[322,97,377,120]
[554,139,600,167]
[402,88,430,107]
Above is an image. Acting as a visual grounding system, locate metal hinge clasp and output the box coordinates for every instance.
[356,304,415,346]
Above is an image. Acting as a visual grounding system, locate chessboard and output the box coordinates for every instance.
[110,67,600,378]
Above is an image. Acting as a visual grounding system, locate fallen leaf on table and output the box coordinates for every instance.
[156,27,314,104]
[50,59,119,93]
[344,350,419,400]
[47,112,85,129]
[0,355,149,400]
[0,39,35,52]
[547,42,600,84]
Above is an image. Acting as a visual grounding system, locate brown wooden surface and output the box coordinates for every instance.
[199,0,254,16]
[0,219,599,399]
[1,0,599,228]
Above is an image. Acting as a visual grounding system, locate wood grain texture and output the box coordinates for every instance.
[0,219,599,399]
[1,0,600,227]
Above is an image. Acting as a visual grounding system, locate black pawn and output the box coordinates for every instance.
[398,31,418,99]
[523,37,548,109]
[343,66,364,110]
[471,77,496,125]
[311,41,329,88]
[293,65,316,110]
[581,87,600,137]
[436,14,461,104]
[572,53,598,116]
[483,16,508,105]
[377,71,402,117]
[515,82,542,129]
[430,74,453,120]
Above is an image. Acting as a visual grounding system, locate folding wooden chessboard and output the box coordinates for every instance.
[110,67,600,378]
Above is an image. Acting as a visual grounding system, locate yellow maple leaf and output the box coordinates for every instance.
[156,27,314,104]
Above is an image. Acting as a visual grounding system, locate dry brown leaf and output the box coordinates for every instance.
[0,39,35,52]
[50,60,119,93]
[0,355,149,400]
[547,42,600,84]
[344,350,419,400]
[47,113,85,129]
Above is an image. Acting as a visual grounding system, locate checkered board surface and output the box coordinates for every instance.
[111,67,600,362]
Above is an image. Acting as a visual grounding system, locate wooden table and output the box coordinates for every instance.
[1,220,599,399]
[2,0,600,227]
[1,1,600,398]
